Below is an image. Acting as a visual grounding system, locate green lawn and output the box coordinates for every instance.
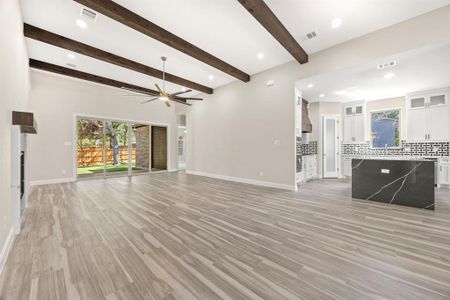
[77,163,143,175]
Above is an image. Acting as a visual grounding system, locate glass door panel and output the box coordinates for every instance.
[76,118,105,178]
[105,120,129,177]
[131,124,150,174]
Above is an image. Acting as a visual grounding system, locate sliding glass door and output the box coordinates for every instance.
[77,118,105,178]
[131,124,150,174]
[76,117,165,179]
[105,120,129,177]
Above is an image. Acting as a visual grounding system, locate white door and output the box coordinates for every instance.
[343,115,352,142]
[440,164,450,185]
[407,108,428,141]
[323,115,340,178]
[428,105,449,141]
[11,126,22,234]
[353,114,365,142]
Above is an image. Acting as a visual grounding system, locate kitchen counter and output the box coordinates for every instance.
[351,158,435,210]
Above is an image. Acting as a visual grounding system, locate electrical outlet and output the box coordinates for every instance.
[274,139,281,145]
[259,171,264,177]
[62,169,67,175]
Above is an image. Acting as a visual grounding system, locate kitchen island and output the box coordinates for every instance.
[352,158,435,210]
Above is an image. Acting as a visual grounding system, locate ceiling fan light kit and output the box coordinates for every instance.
[122,56,202,107]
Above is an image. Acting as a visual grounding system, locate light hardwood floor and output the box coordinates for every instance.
[1,172,450,300]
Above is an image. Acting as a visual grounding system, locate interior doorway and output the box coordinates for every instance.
[322,115,340,178]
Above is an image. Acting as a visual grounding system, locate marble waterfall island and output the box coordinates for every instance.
[351,158,435,210]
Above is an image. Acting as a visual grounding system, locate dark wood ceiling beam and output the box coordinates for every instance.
[73,0,251,82]
[29,59,162,96]
[238,0,308,64]
[24,24,213,94]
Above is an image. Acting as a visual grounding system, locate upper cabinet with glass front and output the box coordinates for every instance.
[343,102,365,143]
[406,88,449,141]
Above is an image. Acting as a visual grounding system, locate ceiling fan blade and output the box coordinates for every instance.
[155,83,163,94]
[141,97,159,104]
[183,97,203,100]
[170,89,192,97]
[175,96,203,101]
[121,87,155,96]
[172,99,192,106]
[123,94,151,97]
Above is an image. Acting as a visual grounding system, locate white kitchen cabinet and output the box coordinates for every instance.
[295,95,302,137]
[343,103,365,143]
[407,89,449,141]
[342,157,352,177]
[439,158,450,186]
[352,115,365,142]
[407,108,428,141]
[428,105,449,141]
[300,155,317,182]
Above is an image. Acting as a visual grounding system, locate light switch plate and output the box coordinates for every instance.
[381,169,390,174]
[266,80,275,87]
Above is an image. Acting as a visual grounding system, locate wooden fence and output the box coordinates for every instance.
[77,146,136,166]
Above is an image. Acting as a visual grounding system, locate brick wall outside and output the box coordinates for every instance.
[135,125,150,170]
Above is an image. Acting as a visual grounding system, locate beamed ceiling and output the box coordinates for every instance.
[22,0,450,100]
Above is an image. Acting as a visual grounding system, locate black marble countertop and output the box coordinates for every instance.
[342,155,439,161]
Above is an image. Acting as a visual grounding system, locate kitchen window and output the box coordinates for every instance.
[370,108,401,148]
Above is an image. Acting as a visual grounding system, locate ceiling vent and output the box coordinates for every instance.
[80,7,97,22]
[377,60,397,70]
[302,31,318,41]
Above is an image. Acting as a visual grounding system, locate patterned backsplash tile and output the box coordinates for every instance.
[342,141,449,157]
[297,137,318,156]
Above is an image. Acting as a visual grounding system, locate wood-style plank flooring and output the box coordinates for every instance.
[1,172,450,299]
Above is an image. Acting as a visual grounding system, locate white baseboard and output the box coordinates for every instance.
[0,227,15,275]
[186,170,296,191]
[30,177,75,186]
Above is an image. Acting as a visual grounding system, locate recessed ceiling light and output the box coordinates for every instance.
[67,53,76,60]
[319,94,325,98]
[335,90,347,95]
[208,75,214,81]
[307,84,313,88]
[76,19,87,29]
[331,18,342,29]
[384,72,395,79]
[257,52,264,60]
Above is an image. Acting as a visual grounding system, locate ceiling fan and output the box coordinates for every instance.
[122,56,203,107]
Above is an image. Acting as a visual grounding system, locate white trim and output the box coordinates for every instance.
[322,114,341,178]
[30,177,76,186]
[0,228,15,275]
[186,170,296,191]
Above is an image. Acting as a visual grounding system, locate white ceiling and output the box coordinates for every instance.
[21,0,450,94]
[296,42,450,103]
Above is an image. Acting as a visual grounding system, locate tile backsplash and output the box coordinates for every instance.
[342,141,449,157]
[297,137,318,156]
